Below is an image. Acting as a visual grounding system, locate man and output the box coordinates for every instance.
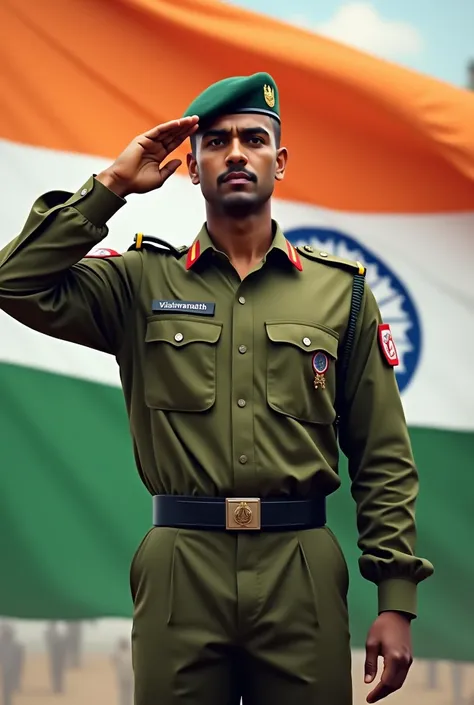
[0,72,433,705]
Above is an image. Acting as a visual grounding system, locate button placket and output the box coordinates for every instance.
[232,288,254,493]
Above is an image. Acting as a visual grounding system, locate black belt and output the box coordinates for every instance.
[152,495,326,531]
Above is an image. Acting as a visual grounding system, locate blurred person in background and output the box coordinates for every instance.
[11,637,25,694]
[65,621,83,668]
[0,623,22,705]
[0,72,434,705]
[44,621,68,694]
[112,637,134,705]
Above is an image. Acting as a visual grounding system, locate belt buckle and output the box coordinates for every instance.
[225,498,261,530]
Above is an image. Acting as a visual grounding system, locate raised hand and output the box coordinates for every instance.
[96,116,199,197]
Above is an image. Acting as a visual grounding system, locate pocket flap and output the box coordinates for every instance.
[146,319,223,347]
[265,322,339,358]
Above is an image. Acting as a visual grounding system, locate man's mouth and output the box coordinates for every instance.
[222,171,253,184]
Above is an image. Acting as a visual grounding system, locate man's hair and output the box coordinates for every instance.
[190,117,281,156]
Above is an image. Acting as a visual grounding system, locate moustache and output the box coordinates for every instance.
[217,168,257,185]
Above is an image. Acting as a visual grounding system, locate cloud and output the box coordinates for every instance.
[290,2,423,60]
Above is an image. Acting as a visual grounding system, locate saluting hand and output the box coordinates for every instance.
[364,611,413,702]
[96,116,199,198]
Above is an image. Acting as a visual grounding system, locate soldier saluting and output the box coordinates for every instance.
[0,73,433,705]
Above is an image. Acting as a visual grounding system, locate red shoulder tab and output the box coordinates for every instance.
[185,240,201,270]
[378,323,399,366]
[285,240,303,271]
[84,248,121,258]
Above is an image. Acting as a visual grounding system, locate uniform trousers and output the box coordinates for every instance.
[130,526,352,705]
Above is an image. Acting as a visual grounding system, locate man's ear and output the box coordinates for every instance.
[275,147,288,182]
[187,152,200,185]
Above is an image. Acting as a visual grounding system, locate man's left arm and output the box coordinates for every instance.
[338,281,434,703]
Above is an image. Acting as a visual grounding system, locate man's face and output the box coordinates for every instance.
[187,113,287,216]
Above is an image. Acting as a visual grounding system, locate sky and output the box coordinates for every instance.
[225,0,474,88]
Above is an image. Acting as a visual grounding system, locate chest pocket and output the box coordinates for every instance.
[144,318,223,412]
[265,322,339,425]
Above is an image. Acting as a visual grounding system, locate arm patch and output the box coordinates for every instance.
[84,248,121,258]
[378,323,399,366]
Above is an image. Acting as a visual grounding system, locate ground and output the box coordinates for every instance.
[4,651,474,705]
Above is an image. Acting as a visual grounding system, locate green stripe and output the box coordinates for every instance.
[0,363,472,661]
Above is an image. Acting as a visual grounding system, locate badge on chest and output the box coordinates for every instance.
[312,351,329,390]
[152,300,216,316]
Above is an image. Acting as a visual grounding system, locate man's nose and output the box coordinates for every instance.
[225,138,248,166]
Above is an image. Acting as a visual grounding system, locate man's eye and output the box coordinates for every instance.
[248,137,264,145]
[209,138,224,147]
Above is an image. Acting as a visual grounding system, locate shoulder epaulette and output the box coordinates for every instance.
[127,233,189,258]
[296,244,366,275]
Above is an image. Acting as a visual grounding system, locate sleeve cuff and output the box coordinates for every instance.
[378,578,418,618]
[66,176,126,227]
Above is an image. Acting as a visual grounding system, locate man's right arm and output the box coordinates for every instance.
[0,176,141,355]
[0,116,199,355]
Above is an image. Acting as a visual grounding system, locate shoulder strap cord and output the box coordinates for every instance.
[334,272,366,429]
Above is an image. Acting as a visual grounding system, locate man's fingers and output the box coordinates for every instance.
[366,658,394,703]
[140,121,199,159]
[163,123,199,153]
[161,123,197,150]
[143,120,178,139]
[144,116,198,141]
[364,639,380,684]
[144,117,198,140]
[366,653,411,703]
[159,159,182,183]
[143,120,181,141]
[366,681,392,704]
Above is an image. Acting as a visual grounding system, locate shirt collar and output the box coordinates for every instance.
[185,221,302,271]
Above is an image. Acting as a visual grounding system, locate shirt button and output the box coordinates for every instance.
[80,188,88,196]
[237,399,246,408]
[319,251,328,258]
[174,333,184,342]
[239,455,248,464]
[238,296,246,305]
[238,345,247,354]
[304,245,313,252]
[302,337,311,347]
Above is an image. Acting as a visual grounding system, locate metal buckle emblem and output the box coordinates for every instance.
[225,498,261,530]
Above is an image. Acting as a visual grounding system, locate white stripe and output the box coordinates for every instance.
[1,139,473,430]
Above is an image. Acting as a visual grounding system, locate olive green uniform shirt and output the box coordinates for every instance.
[0,176,434,616]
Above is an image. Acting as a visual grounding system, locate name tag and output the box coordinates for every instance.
[152,300,215,316]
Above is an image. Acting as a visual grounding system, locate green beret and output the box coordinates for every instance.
[182,72,280,126]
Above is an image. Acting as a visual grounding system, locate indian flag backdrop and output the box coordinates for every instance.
[0,0,473,661]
